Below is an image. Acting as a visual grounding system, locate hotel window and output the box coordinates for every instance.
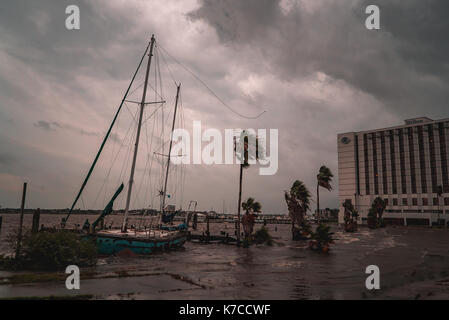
[412,198,418,206]
[408,128,417,194]
[398,129,407,194]
[417,126,427,193]
[389,130,397,194]
[422,198,429,206]
[439,123,449,193]
[445,198,449,206]
[372,133,379,195]
[402,198,408,206]
[364,134,370,195]
[433,198,439,206]
[384,198,389,205]
[428,125,438,193]
[381,132,388,194]
[393,198,398,206]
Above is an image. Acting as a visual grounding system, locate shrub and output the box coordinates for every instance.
[253,226,273,246]
[309,223,334,253]
[3,230,97,271]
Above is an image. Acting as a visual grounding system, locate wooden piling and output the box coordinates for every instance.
[15,182,27,260]
[32,208,40,233]
[0,215,2,235]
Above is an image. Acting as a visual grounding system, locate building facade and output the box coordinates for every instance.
[338,117,449,226]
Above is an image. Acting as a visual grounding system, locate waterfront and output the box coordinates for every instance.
[1,214,449,299]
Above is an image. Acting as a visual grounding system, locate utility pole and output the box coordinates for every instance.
[15,182,27,260]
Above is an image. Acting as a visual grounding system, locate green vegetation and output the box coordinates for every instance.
[241,226,274,248]
[309,223,334,253]
[316,165,334,223]
[343,199,359,232]
[368,197,387,229]
[241,197,262,240]
[1,229,97,271]
[253,226,273,246]
[235,131,264,245]
[285,180,312,240]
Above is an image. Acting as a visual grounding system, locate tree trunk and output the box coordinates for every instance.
[236,163,243,245]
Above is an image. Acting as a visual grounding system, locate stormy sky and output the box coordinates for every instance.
[0,0,448,215]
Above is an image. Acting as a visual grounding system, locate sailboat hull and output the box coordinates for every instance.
[91,229,187,255]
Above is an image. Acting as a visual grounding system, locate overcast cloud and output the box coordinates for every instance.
[0,0,448,214]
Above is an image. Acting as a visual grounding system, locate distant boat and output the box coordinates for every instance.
[63,35,187,255]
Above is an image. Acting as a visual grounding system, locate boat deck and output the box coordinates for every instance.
[95,228,180,240]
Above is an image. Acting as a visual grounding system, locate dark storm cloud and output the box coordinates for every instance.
[0,0,140,80]
[189,0,449,116]
[34,120,55,131]
[34,120,99,136]
[1,0,448,212]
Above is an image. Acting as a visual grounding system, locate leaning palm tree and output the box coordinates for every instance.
[235,131,263,245]
[241,197,262,239]
[316,165,333,223]
[285,180,311,240]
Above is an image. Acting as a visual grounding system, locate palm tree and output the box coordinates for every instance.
[373,197,386,227]
[285,180,311,240]
[309,223,334,253]
[235,131,262,245]
[241,197,262,238]
[316,166,333,223]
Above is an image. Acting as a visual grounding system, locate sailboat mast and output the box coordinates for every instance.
[160,84,181,222]
[122,34,156,232]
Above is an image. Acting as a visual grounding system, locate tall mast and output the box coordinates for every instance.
[64,41,151,227]
[160,84,181,222]
[122,34,156,232]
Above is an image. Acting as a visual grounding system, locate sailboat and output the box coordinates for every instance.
[62,35,187,255]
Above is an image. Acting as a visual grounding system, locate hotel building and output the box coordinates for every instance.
[337,117,449,226]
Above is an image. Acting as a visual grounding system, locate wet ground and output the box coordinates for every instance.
[1,214,449,299]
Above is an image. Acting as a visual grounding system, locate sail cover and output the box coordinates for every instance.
[92,183,124,228]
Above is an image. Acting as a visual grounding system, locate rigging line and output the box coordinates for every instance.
[116,111,138,189]
[154,44,159,105]
[81,195,86,211]
[65,41,151,223]
[179,92,186,209]
[92,112,135,208]
[135,111,152,209]
[157,45,178,87]
[141,103,165,125]
[140,110,153,207]
[124,102,138,124]
[127,81,144,99]
[145,112,158,207]
[158,44,266,120]
[99,111,120,208]
[146,81,164,101]
[156,44,164,104]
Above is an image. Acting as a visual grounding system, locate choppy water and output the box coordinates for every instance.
[1,213,449,299]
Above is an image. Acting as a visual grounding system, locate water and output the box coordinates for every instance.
[1,213,449,299]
